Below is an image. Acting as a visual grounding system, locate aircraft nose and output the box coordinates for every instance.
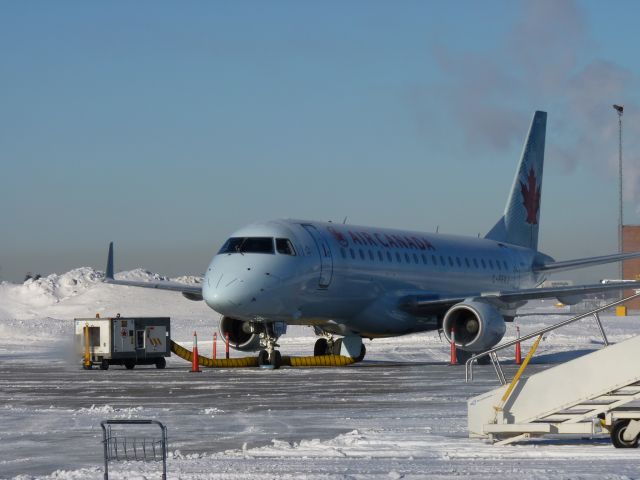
[203,254,285,316]
[204,273,256,314]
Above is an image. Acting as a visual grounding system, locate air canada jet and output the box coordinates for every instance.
[105,111,640,368]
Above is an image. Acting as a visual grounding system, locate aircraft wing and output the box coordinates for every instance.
[103,242,203,300]
[400,280,640,315]
[534,251,640,273]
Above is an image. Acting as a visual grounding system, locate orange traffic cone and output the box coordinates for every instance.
[515,326,522,365]
[191,331,201,373]
[450,327,457,365]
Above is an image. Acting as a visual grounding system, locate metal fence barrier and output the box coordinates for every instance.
[101,419,167,480]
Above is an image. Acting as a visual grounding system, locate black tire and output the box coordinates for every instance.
[270,350,282,369]
[611,420,639,448]
[476,354,491,366]
[314,338,329,356]
[455,349,490,366]
[155,357,166,369]
[124,360,136,370]
[454,348,472,364]
[100,360,109,371]
[258,350,269,367]
[354,344,366,362]
[332,338,343,356]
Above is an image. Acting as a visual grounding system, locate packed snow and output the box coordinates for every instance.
[1,268,638,479]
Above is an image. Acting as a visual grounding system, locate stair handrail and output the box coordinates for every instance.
[465,291,640,382]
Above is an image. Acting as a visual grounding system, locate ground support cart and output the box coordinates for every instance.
[75,316,171,370]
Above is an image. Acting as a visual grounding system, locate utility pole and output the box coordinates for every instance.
[613,104,624,280]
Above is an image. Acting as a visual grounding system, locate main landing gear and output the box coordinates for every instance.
[314,335,366,362]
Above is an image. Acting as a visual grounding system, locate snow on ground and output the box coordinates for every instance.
[1,269,639,479]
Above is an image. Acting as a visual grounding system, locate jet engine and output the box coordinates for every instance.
[218,316,262,352]
[442,300,506,352]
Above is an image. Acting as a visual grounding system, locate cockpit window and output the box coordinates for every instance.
[276,238,296,256]
[218,237,274,254]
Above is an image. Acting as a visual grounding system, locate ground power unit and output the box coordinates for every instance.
[75,316,171,370]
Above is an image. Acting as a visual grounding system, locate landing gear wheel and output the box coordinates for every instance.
[454,349,490,365]
[314,338,329,356]
[454,348,472,364]
[354,344,366,362]
[155,357,166,369]
[124,360,136,370]
[100,360,109,370]
[611,420,639,448]
[476,354,491,366]
[332,338,343,356]
[258,349,269,367]
[269,350,282,369]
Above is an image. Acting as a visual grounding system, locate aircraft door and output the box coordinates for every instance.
[302,224,333,288]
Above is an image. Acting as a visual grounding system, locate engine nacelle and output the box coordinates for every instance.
[556,294,583,306]
[219,316,262,352]
[442,300,506,352]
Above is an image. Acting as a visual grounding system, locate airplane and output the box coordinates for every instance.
[104,110,640,368]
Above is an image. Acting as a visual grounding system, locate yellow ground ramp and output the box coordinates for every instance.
[170,340,357,368]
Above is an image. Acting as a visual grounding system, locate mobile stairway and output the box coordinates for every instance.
[466,292,640,447]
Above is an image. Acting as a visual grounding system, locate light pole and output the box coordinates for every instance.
[613,104,624,280]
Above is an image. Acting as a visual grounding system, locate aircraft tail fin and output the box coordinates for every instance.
[485,110,547,250]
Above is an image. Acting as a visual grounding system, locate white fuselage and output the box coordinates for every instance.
[202,219,541,338]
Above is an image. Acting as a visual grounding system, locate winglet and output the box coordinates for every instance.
[105,242,114,280]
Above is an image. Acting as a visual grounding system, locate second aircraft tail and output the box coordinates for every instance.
[485,110,547,250]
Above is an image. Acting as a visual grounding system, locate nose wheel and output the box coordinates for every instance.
[258,349,282,369]
[258,323,282,369]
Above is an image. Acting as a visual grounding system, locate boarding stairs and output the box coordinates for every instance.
[466,292,640,446]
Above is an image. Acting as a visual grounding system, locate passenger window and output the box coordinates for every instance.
[496,261,501,270]
[481,259,486,269]
[440,256,446,266]
[456,257,462,267]
[448,257,454,267]
[405,253,411,263]
[465,258,470,268]
[503,260,508,270]
[488,259,494,269]
[276,238,296,256]
[473,259,479,268]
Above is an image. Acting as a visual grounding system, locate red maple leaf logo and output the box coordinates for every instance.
[520,168,540,225]
[327,226,349,247]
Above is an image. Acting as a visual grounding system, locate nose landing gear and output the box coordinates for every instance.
[257,322,284,369]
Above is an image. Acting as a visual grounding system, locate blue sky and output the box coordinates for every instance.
[2,0,640,282]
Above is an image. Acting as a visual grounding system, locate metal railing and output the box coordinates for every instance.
[101,419,168,480]
[465,291,640,383]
